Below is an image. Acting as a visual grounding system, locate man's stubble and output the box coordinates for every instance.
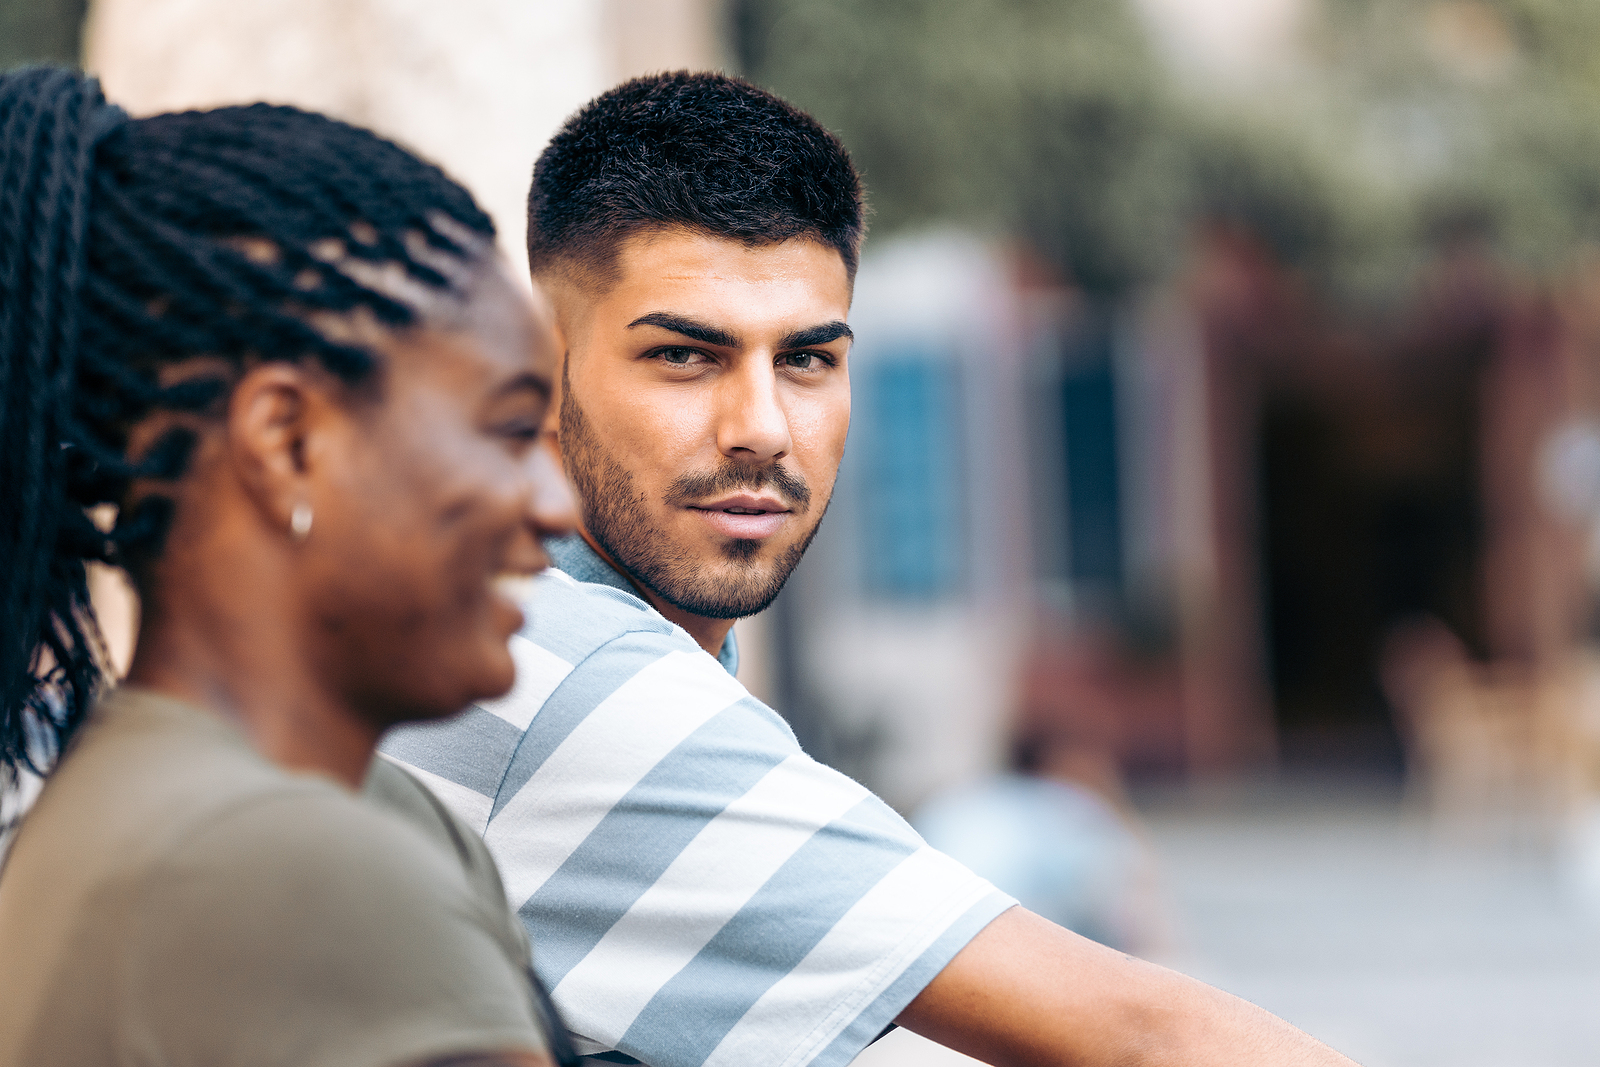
[558,372,828,620]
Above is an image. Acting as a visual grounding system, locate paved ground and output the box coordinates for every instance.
[1140,780,1600,1067]
[857,779,1600,1066]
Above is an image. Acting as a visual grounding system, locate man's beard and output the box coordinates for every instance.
[560,383,827,620]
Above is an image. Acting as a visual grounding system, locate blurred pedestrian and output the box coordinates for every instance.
[915,731,1166,954]
[386,70,1358,1067]
[0,67,577,1067]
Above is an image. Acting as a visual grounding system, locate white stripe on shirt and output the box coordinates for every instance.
[487,649,748,907]
[380,537,1016,1067]
[381,753,495,835]
[479,633,574,731]
[708,847,1003,1067]
[552,753,871,1044]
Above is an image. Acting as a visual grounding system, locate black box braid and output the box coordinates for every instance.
[0,67,496,789]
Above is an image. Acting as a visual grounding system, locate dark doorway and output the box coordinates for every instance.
[1061,307,1123,603]
[1259,353,1483,774]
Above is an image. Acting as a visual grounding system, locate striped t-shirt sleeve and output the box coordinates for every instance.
[381,569,1015,1067]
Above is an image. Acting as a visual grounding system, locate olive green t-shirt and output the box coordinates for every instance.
[0,687,548,1067]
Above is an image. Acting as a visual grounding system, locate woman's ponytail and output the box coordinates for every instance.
[0,68,127,785]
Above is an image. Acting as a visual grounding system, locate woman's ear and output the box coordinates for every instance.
[227,362,339,534]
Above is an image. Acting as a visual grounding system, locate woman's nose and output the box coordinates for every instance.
[527,438,578,538]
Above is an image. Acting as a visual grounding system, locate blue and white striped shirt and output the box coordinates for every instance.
[381,536,1014,1067]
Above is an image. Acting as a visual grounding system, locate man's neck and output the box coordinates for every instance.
[576,529,735,658]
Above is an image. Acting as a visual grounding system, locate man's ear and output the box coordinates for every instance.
[529,276,567,348]
[533,270,592,365]
[530,278,569,462]
[542,389,566,472]
[226,362,339,533]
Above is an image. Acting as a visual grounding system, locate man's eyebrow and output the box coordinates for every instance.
[777,321,853,350]
[627,312,739,348]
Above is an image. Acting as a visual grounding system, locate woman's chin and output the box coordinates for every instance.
[468,644,519,705]
[370,633,519,727]
[489,581,530,636]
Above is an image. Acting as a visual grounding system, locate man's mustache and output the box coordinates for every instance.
[664,463,812,511]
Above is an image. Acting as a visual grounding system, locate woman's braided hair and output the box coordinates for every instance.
[0,67,495,786]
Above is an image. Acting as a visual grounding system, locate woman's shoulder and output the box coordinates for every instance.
[1,699,545,1067]
[146,768,472,908]
[10,687,476,911]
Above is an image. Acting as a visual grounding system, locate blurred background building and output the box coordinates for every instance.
[737,0,1600,817]
[8,0,1600,1061]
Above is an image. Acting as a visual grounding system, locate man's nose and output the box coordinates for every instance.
[716,358,792,462]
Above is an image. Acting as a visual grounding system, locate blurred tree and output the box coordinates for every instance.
[730,0,1600,298]
[0,0,87,69]
[729,0,1188,292]
[1311,0,1600,279]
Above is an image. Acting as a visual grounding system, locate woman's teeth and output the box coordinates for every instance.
[491,573,537,603]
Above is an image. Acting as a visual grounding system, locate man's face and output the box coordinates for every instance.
[554,227,852,619]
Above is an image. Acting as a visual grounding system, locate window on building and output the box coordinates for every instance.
[1060,311,1123,599]
[857,352,965,598]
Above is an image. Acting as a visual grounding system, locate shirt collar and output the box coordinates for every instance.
[545,534,740,677]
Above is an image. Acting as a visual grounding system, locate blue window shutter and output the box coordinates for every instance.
[858,353,963,598]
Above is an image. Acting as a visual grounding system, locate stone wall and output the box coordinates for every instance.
[85,0,718,279]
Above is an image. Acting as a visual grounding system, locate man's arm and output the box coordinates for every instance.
[897,906,1359,1067]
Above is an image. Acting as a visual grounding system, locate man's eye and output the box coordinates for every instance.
[780,352,830,370]
[660,347,702,366]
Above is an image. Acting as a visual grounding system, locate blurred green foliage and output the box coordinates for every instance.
[0,0,86,69]
[730,0,1185,291]
[1307,0,1600,283]
[730,0,1600,299]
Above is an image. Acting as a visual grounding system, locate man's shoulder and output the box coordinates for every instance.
[447,566,721,738]
[378,566,750,824]
[518,566,694,668]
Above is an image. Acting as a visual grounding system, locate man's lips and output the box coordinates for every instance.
[687,492,794,540]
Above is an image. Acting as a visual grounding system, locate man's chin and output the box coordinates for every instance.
[718,536,764,564]
[650,556,791,620]
[594,504,823,620]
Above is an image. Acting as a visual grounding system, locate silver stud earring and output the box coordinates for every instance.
[289,502,313,541]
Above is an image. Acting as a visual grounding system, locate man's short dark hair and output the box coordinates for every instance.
[528,71,865,286]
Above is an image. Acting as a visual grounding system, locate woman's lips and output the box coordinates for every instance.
[688,494,793,540]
